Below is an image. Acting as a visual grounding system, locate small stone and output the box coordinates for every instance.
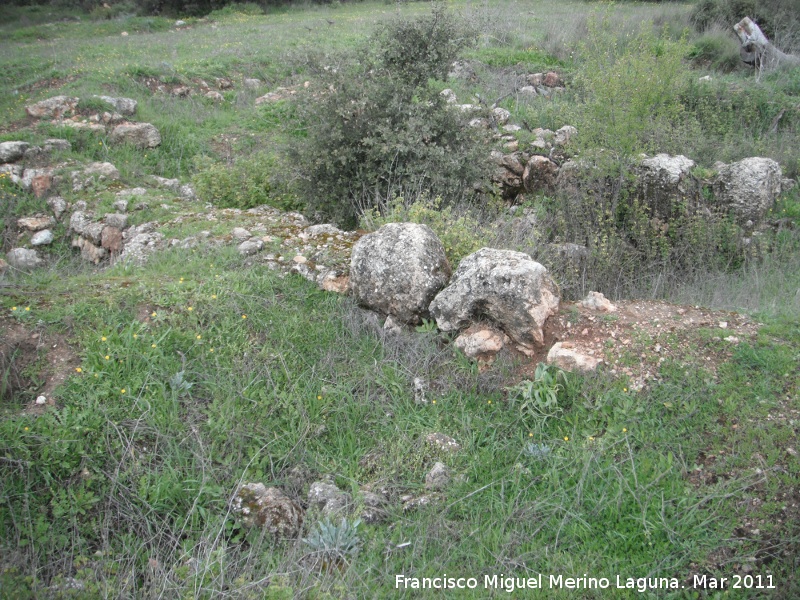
[238,239,263,256]
[6,248,43,270]
[47,197,68,219]
[101,226,124,252]
[36,395,47,405]
[719,321,728,329]
[580,291,617,313]
[231,227,252,240]
[104,213,128,229]
[425,462,451,490]
[0,141,30,163]
[31,229,54,246]
[293,255,307,264]
[205,91,224,102]
[243,78,261,89]
[17,216,56,231]
[547,342,601,373]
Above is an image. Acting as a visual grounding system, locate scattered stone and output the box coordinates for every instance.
[171,86,192,98]
[430,248,560,355]
[43,139,71,152]
[543,71,564,87]
[440,88,458,103]
[231,483,304,537]
[554,125,577,147]
[580,291,617,313]
[492,107,511,125]
[204,91,224,102]
[110,122,161,149]
[454,324,510,364]
[215,77,233,90]
[104,213,128,229]
[308,481,351,517]
[231,227,252,240]
[36,395,47,405]
[425,432,461,453]
[95,95,137,116]
[413,376,426,403]
[0,164,23,186]
[25,96,79,119]
[425,462,451,490]
[350,223,451,324]
[547,342,601,373]
[179,184,196,200]
[0,141,30,163]
[120,224,164,265]
[523,155,559,192]
[238,239,263,256]
[713,157,783,225]
[73,236,108,264]
[384,314,403,335]
[101,226,124,252]
[31,229,54,246]
[47,196,68,219]
[306,224,343,237]
[174,19,186,26]
[84,161,121,180]
[319,271,349,294]
[359,491,388,524]
[17,215,55,231]
[112,199,129,213]
[243,78,261,89]
[6,248,43,270]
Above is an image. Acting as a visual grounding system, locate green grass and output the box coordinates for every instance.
[1,0,800,597]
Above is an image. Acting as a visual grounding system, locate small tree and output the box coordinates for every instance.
[292,5,494,227]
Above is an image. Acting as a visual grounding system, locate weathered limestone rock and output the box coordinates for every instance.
[43,139,71,152]
[31,230,54,246]
[205,91,224,102]
[25,96,79,119]
[0,141,30,163]
[580,291,617,313]
[637,154,697,220]
[103,213,128,230]
[47,196,68,219]
[109,123,161,149]
[21,168,54,197]
[69,212,104,245]
[430,248,560,355]
[554,125,577,147]
[308,481,351,517]
[547,342,601,373]
[350,223,451,324]
[84,161,121,180]
[101,226,124,252]
[72,237,108,264]
[238,239,263,255]
[95,95,137,116]
[17,215,56,231]
[454,324,510,363]
[231,227,252,240]
[713,157,782,225]
[359,491,388,525]
[523,155,559,192]
[120,224,164,265]
[0,164,23,186]
[6,248,43,270]
[231,483,304,537]
[425,462,451,490]
[244,78,262,89]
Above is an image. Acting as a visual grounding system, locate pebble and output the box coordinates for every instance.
[36,395,47,405]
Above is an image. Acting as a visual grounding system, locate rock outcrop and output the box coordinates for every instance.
[231,483,304,537]
[430,248,560,355]
[350,223,451,324]
[712,157,783,225]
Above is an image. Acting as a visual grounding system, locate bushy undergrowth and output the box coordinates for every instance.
[573,18,701,157]
[293,6,494,227]
[692,0,800,50]
[192,153,300,211]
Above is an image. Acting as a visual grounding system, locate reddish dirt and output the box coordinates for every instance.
[0,318,80,414]
[518,298,760,391]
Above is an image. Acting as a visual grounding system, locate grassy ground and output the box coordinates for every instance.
[1,1,799,598]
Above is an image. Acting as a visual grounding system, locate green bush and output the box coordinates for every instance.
[573,18,700,158]
[292,5,494,227]
[688,26,744,71]
[192,153,300,211]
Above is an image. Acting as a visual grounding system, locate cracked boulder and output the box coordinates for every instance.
[350,223,451,324]
[430,248,559,355]
[109,123,162,149]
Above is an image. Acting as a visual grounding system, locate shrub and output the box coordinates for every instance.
[692,0,800,49]
[573,17,700,158]
[192,152,300,211]
[292,5,494,227]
